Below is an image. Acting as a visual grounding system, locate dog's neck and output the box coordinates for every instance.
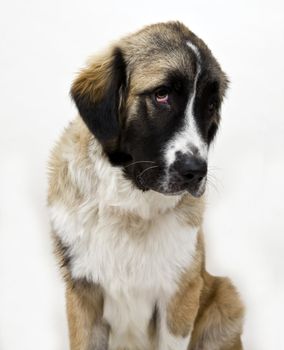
[88,136,183,220]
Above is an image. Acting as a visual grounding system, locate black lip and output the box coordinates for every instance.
[136,175,150,191]
[150,178,206,197]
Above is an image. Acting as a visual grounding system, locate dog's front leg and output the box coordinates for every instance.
[189,273,244,350]
[158,276,203,350]
[66,280,109,350]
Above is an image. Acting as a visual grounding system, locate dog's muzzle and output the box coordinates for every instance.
[168,153,207,197]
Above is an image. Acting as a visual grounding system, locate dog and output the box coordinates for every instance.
[48,21,244,350]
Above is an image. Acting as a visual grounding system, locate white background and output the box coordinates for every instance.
[0,0,283,349]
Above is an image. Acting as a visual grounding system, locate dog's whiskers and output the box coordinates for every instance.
[206,172,221,194]
[125,160,156,168]
[137,165,159,178]
[208,165,222,174]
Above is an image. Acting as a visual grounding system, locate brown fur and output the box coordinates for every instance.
[167,231,204,338]
[190,273,244,350]
[47,119,92,207]
[53,233,110,350]
[66,281,105,350]
[71,49,117,106]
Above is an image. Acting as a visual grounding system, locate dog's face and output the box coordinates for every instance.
[71,22,228,197]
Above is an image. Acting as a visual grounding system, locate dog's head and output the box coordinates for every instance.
[71,22,228,197]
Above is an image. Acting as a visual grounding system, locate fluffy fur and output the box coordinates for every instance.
[48,21,244,350]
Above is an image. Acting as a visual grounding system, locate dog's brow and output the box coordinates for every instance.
[134,80,170,96]
[132,70,188,95]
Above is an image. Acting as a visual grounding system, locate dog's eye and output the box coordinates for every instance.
[155,88,169,104]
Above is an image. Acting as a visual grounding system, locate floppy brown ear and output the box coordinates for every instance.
[70,47,126,142]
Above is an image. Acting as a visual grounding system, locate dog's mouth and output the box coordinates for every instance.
[130,163,207,197]
[156,176,207,197]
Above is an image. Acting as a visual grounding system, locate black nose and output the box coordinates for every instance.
[174,155,207,183]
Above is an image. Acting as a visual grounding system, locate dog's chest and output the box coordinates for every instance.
[51,202,198,349]
[58,203,198,290]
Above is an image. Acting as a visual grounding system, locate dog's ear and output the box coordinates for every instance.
[71,47,126,142]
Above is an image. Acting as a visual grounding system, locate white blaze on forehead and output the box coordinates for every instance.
[187,41,200,57]
[164,41,208,167]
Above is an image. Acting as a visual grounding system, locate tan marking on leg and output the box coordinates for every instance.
[221,335,243,350]
[167,276,203,337]
[66,280,108,350]
[52,233,109,350]
[166,230,204,343]
[189,273,244,350]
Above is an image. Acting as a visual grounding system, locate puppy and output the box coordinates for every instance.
[48,21,244,350]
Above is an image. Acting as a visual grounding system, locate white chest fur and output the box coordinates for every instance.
[50,200,198,349]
